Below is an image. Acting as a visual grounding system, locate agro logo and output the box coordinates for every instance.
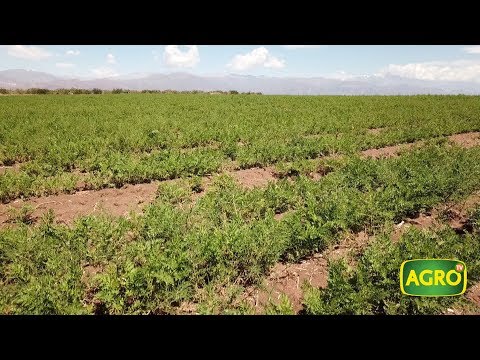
[400,259,467,297]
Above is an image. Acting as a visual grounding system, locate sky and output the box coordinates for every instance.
[1,45,480,82]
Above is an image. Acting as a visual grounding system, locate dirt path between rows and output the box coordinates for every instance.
[0,182,159,226]
[392,191,480,240]
[228,167,277,189]
[361,131,480,159]
[1,131,479,228]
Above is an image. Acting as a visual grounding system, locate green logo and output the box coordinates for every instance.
[400,259,467,296]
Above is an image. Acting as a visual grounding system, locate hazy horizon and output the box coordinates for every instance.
[1,68,480,95]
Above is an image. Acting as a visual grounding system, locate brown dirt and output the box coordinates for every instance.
[310,172,324,181]
[448,132,480,149]
[361,142,420,159]
[361,131,480,159]
[228,167,276,189]
[274,211,291,221]
[245,231,371,313]
[250,257,328,313]
[0,162,23,175]
[392,192,480,241]
[81,264,103,285]
[466,283,480,308]
[327,231,370,263]
[0,182,159,226]
[446,282,480,315]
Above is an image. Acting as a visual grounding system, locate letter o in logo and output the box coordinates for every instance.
[446,270,462,286]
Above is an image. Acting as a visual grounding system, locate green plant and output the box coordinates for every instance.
[7,204,35,225]
[265,294,295,315]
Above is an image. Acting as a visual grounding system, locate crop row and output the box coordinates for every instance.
[0,131,476,204]
[2,144,480,314]
[1,95,479,163]
[1,95,479,202]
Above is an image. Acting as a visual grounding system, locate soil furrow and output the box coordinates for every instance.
[1,131,479,228]
[0,182,159,226]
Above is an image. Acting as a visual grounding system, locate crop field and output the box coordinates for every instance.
[1,94,480,314]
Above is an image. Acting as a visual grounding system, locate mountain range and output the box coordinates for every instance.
[1,69,479,95]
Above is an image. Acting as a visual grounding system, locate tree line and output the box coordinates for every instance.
[0,88,262,95]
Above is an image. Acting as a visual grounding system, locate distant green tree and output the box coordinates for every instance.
[26,88,50,94]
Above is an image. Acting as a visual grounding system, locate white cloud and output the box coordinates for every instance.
[106,53,116,64]
[283,45,324,49]
[90,67,119,78]
[463,46,480,54]
[379,60,480,82]
[56,62,75,68]
[66,49,80,56]
[163,45,199,68]
[7,45,52,60]
[227,47,285,71]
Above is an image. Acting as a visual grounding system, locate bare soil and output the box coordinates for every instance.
[274,211,290,221]
[361,142,420,159]
[466,283,480,308]
[251,257,328,313]
[310,172,324,181]
[0,182,159,226]
[448,131,480,149]
[361,131,480,159]
[81,264,103,285]
[392,192,480,241]
[228,167,276,189]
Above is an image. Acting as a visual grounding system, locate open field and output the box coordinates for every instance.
[1,94,480,314]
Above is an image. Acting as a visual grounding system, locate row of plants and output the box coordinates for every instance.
[2,144,480,314]
[2,95,479,164]
[0,122,475,203]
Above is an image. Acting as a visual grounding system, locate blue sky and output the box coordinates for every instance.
[1,45,480,81]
